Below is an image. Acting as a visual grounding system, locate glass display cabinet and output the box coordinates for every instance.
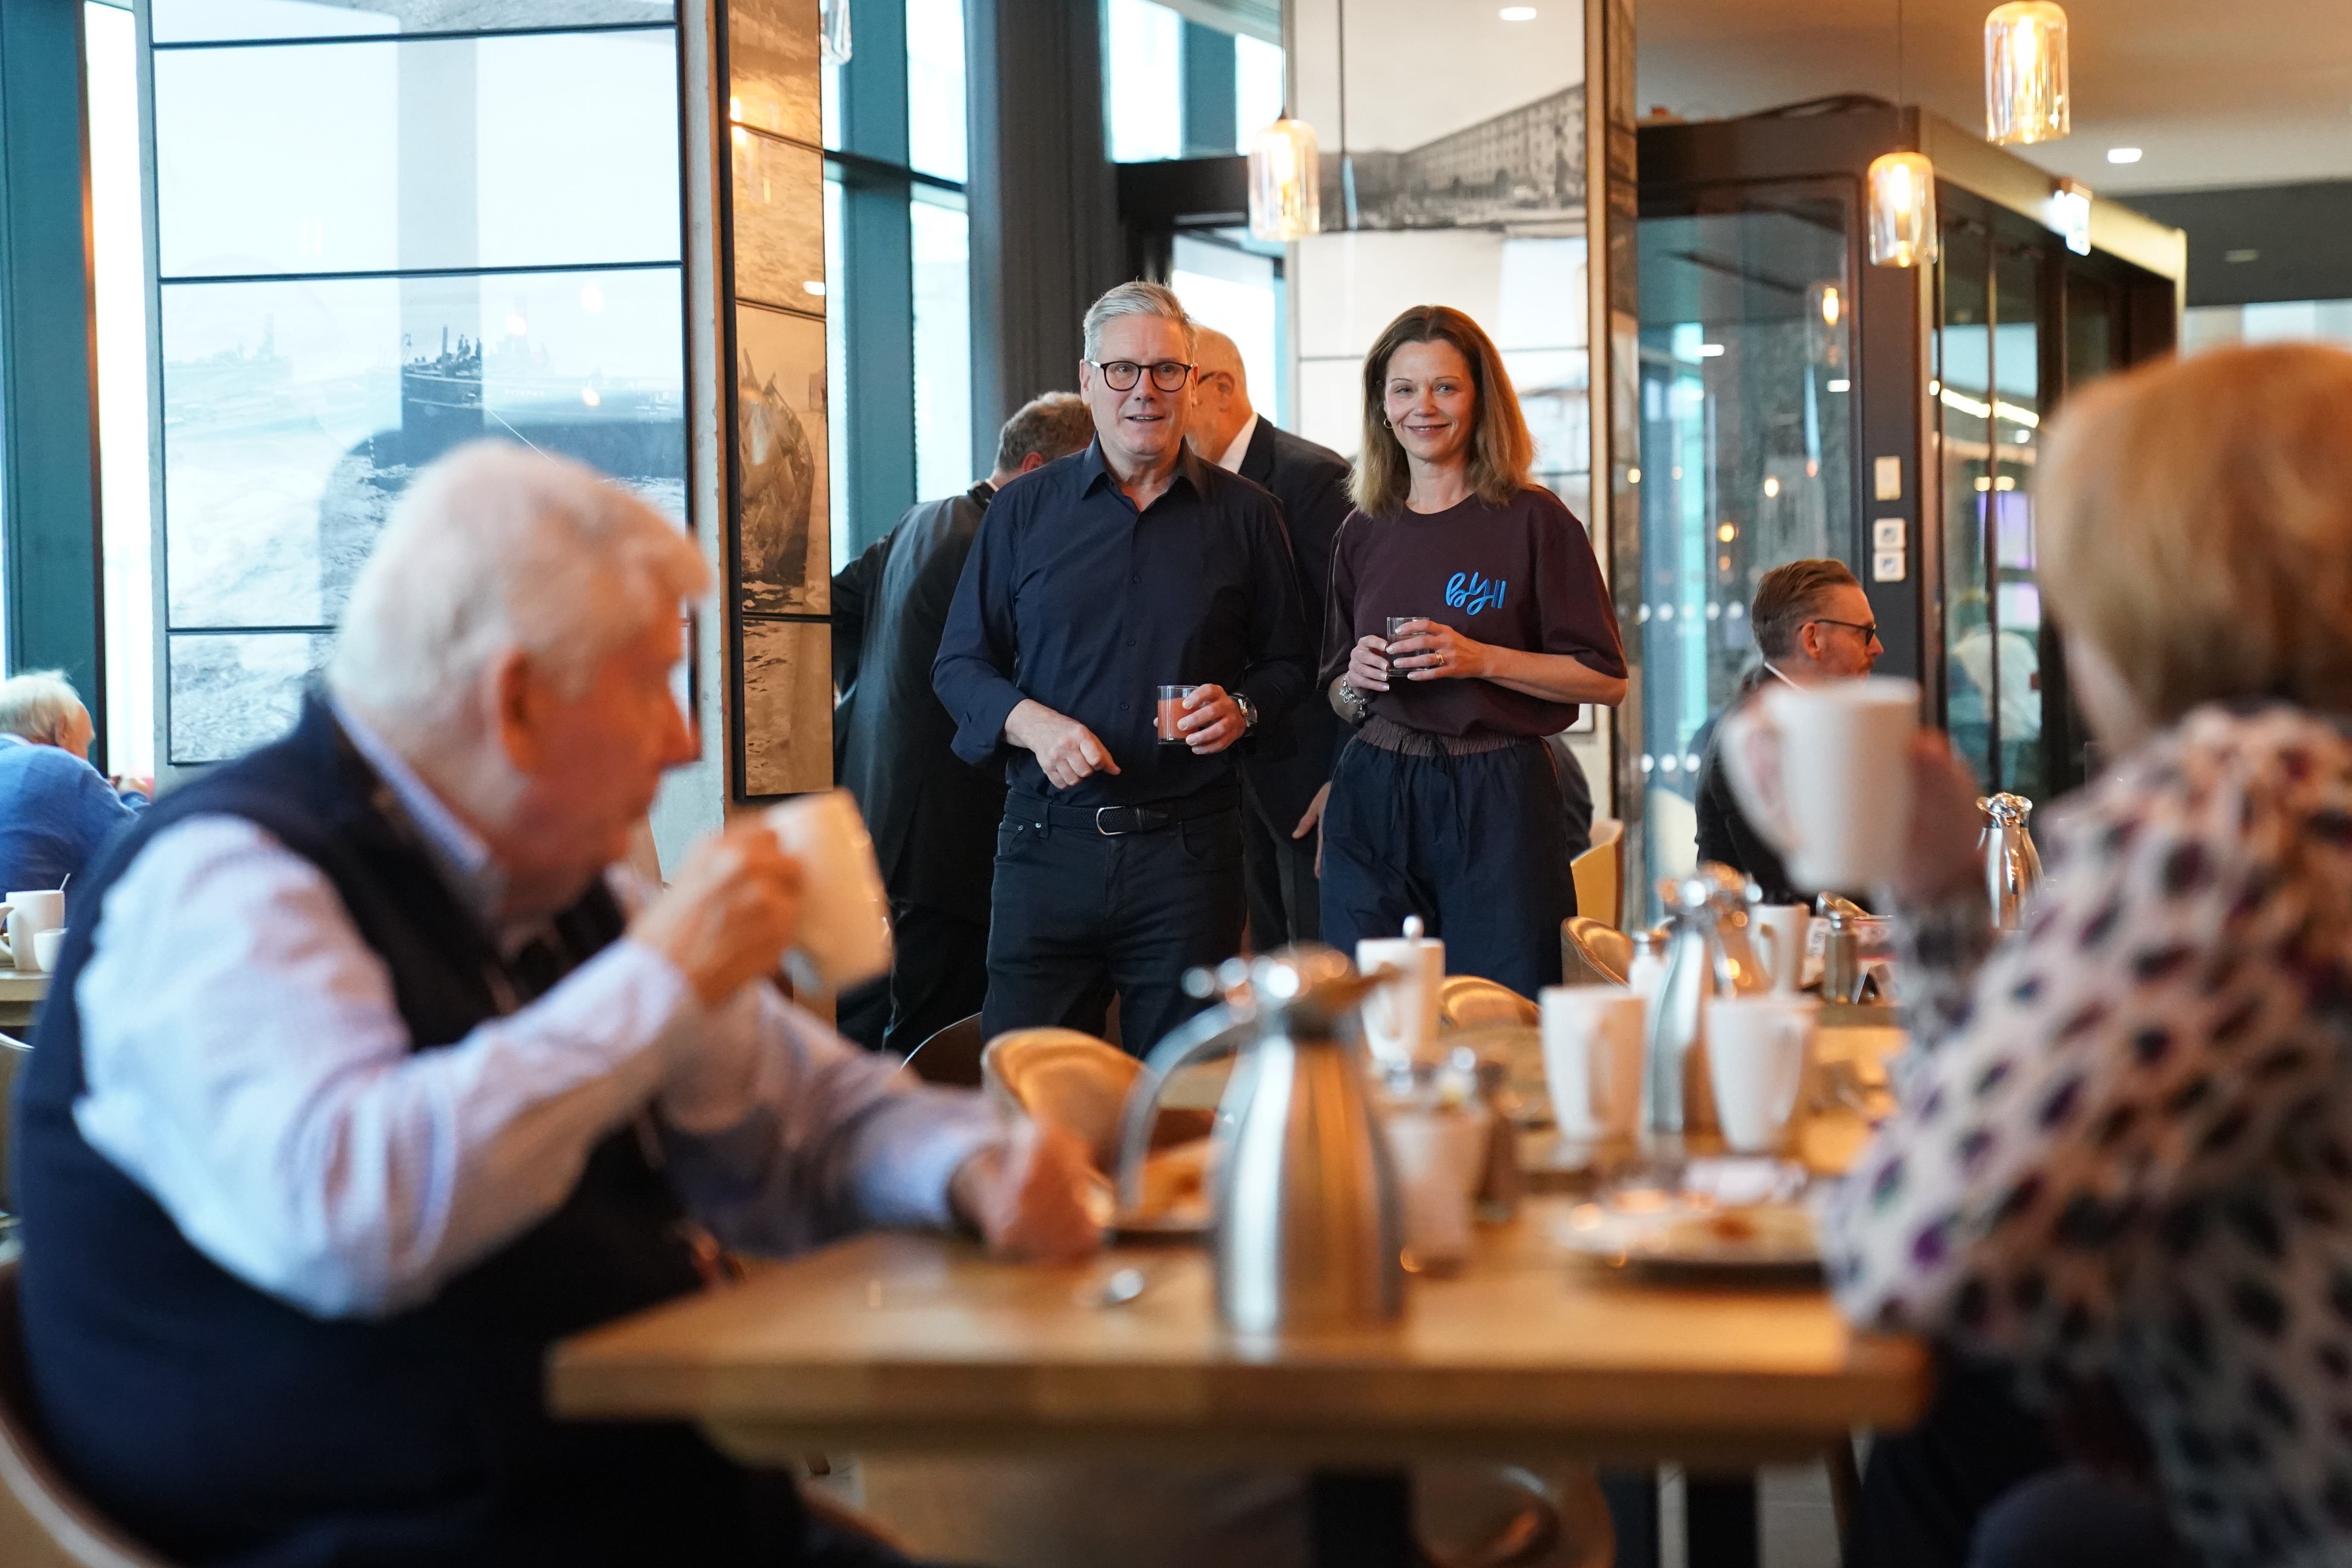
[1626,102,2184,908]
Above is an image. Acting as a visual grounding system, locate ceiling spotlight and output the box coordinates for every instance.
[2225,248,2260,264]
[1499,6,1538,19]
[1695,343,1726,358]
[2105,146,2142,164]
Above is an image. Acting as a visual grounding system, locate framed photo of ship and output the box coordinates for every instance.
[730,301,829,615]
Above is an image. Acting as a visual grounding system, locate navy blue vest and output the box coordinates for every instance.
[13,698,804,1567]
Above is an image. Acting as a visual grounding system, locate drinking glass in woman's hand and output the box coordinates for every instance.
[1347,633,1394,692]
[1396,621,1481,681]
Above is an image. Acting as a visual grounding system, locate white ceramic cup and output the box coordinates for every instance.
[31,928,65,974]
[1705,995,1818,1154]
[1357,921,1443,1068]
[4,889,66,975]
[1725,678,1920,891]
[1750,905,1812,995]
[1383,1106,1488,1275]
[762,790,893,996]
[1538,984,1646,1139]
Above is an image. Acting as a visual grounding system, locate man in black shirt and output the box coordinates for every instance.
[831,392,1095,1054]
[1693,557,1883,903]
[1186,326,1354,950]
[933,282,1313,1054]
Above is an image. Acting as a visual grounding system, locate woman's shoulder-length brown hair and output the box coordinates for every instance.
[1351,305,1536,516]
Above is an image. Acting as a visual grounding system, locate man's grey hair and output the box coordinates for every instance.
[1081,280,1198,362]
[992,392,1094,475]
[327,442,708,743]
[0,670,87,745]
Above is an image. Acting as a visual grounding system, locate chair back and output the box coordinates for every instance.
[1435,976,1539,1032]
[1570,817,1624,931]
[1561,918,1631,986]
[0,1032,28,1217]
[902,1013,985,1087]
[0,1260,174,1568]
[981,1030,1147,1174]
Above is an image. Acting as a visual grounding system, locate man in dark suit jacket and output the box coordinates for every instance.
[1188,327,1355,949]
[832,392,1095,1054]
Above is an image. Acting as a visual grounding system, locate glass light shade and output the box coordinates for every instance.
[819,0,852,65]
[1247,116,1320,242]
[1867,152,1939,269]
[1985,2,2068,145]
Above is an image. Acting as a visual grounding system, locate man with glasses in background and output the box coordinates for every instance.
[934,281,1311,1055]
[1694,557,1883,904]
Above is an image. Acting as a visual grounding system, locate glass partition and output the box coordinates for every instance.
[1634,182,1855,889]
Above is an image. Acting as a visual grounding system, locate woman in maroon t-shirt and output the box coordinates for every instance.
[1317,305,1627,996]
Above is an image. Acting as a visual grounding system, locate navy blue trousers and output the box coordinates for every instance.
[1318,735,1572,999]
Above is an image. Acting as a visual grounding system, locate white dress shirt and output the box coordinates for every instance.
[70,706,997,1321]
[1213,412,1259,474]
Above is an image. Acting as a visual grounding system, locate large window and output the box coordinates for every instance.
[819,0,972,557]
[1104,0,1282,163]
[146,3,686,767]
[88,0,152,776]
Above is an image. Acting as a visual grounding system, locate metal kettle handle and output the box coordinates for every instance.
[1112,1004,1255,1216]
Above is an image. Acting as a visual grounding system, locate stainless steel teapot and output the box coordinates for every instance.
[1644,864,1766,1136]
[1114,945,1404,1334]
[1979,793,2043,932]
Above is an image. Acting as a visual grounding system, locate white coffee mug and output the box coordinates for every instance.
[1722,677,1920,891]
[1705,995,1818,1154]
[1383,1106,1488,1276]
[762,790,893,996]
[31,928,65,974]
[1750,905,1812,995]
[4,889,66,975]
[1357,916,1443,1068]
[1539,984,1646,1140]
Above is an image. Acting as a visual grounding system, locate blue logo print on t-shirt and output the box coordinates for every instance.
[1445,571,1508,614]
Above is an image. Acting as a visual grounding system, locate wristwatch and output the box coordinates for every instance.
[1232,691,1260,735]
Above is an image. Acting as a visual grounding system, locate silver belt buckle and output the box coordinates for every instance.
[1094,806,1131,837]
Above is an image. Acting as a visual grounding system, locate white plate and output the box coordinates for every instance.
[1556,1199,1820,1273]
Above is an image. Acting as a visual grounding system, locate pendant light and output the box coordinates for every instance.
[818,0,852,65]
[1248,113,1322,241]
[1867,0,1938,268]
[1984,2,2068,145]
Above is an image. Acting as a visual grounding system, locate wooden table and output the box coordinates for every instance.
[0,970,45,1035]
[553,1196,1929,1563]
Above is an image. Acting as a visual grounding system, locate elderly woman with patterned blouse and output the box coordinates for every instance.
[1824,342,2352,1568]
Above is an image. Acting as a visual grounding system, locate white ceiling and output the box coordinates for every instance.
[1638,0,2352,194]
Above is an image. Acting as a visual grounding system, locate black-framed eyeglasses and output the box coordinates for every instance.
[1808,617,1880,641]
[1089,360,1194,392]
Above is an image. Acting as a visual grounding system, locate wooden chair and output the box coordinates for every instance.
[0,1259,173,1568]
[1436,976,1539,1031]
[901,1013,984,1087]
[1570,818,1624,931]
[1561,918,1631,987]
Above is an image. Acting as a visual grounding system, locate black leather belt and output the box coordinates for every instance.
[1008,790,1236,838]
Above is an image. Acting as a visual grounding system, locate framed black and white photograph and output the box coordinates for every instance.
[731,301,829,617]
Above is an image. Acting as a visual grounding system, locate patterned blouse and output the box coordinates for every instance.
[1824,704,2352,1568]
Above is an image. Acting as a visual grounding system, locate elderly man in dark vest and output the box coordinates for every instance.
[13,443,1098,1568]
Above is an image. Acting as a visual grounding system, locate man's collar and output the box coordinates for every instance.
[1759,662,1799,688]
[328,695,510,932]
[1079,437,1204,502]
[1213,412,1260,474]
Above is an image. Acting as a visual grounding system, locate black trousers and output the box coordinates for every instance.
[1319,735,1572,999]
[1241,771,1321,951]
[981,796,1247,1057]
[1846,1353,2061,1568]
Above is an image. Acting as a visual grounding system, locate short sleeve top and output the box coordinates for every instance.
[1318,486,1625,739]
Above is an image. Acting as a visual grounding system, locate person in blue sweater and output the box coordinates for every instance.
[0,671,144,892]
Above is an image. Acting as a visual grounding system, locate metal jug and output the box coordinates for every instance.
[1643,864,1758,1137]
[1114,945,1404,1334]
[1979,793,2043,932]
